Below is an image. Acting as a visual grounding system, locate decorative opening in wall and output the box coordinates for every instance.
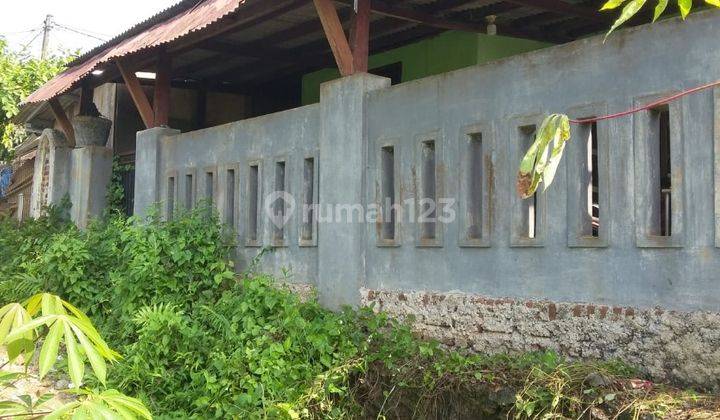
[634,94,684,248]
[184,171,196,210]
[166,173,176,221]
[205,171,215,206]
[510,117,546,247]
[416,132,443,248]
[246,162,261,247]
[273,160,287,246]
[655,106,672,236]
[521,126,538,239]
[567,104,609,248]
[587,124,600,237]
[300,155,318,247]
[714,88,720,248]
[225,168,236,229]
[379,144,399,246]
[459,123,492,248]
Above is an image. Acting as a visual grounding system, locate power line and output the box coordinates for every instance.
[54,22,108,42]
[56,23,109,39]
[19,30,43,54]
[0,27,43,36]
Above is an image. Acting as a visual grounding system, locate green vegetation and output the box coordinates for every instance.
[0,207,717,418]
[0,39,70,161]
[0,292,151,418]
[602,0,720,37]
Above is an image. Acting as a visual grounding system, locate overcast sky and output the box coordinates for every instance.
[0,0,178,57]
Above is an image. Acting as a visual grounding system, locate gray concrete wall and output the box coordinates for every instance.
[363,10,720,312]
[68,146,113,228]
[155,105,320,284]
[134,11,720,385]
[140,11,720,311]
[29,128,112,226]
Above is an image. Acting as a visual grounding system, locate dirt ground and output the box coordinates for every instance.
[0,350,73,415]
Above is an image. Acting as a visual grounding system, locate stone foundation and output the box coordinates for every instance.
[360,288,720,390]
[276,282,316,302]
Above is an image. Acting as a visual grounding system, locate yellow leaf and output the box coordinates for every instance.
[38,320,64,379]
[601,0,628,9]
[605,0,648,39]
[678,0,692,18]
[654,0,669,20]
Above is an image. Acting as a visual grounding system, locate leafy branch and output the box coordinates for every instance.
[602,0,720,37]
[518,1,720,199]
[0,293,151,419]
[516,114,570,199]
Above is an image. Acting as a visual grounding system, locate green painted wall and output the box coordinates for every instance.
[301,31,552,105]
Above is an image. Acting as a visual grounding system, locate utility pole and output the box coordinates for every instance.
[41,14,53,59]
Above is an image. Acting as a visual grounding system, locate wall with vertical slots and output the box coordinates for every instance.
[144,10,720,310]
[156,104,320,284]
[137,11,720,385]
[363,10,720,311]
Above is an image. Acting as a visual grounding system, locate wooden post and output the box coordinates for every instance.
[153,50,172,127]
[116,59,155,129]
[350,0,370,73]
[78,80,95,116]
[48,98,76,147]
[313,0,354,76]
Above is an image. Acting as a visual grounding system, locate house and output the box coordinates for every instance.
[18,0,720,387]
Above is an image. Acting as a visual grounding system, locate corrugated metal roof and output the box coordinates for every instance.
[23,0,243,105]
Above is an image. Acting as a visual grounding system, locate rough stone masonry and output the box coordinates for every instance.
[361,289,720,390]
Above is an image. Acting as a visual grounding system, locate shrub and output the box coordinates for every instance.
[1,208,716,419]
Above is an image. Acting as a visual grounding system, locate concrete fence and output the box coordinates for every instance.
[132,11,720,386]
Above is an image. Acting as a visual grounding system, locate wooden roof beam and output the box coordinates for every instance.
[349,0,371,73]
[48,98,76,147]
[336,0,488,33]
[153,49,172,127]
[313,0,355,76]
[501,0,609,23]
[211,0,481,82]
[116,59,155,129]
[88,0,309,89]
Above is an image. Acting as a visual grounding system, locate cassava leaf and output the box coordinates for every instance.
[707,0,720,7]
[4,315,54,343]
[678,0,692,17]
[44,401,82,420]
[38,319,64,379]
[601,0,628,10]
[653,0,669,20]
[605,0,647,39]
[70,322,107,385]
[1,303,35,363]
[63,321,85,388]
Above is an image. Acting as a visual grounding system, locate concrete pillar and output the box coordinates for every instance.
[133,127,180,218]
[69,146,112,228]
[30,129,71,218]
[317,74,390,309]
[16,193,25,222]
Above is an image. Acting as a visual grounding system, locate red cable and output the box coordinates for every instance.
[569,79,720,124]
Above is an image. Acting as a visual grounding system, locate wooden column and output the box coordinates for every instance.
[78,80,95,116]
[350,0,370,73]
[313,0,354,76]
[153,50,172,127]
[48,98,76,147]
[116,59,155,129]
